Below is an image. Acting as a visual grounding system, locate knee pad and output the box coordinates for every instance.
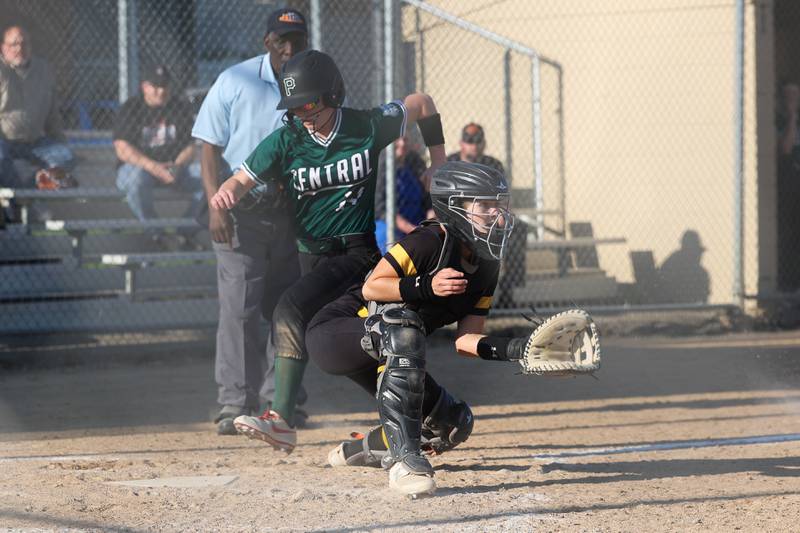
[379,307,426,361]
[422,388,474,455]
[375,308,429,469]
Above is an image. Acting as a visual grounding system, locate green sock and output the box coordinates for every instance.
[272,356,307,427]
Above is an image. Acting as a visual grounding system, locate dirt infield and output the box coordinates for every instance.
[2,330,800,531]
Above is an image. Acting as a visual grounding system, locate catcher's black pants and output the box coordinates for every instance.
[306,295,443,410]
[272,234,380,361]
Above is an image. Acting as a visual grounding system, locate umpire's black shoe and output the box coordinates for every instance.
[214,405,254,436]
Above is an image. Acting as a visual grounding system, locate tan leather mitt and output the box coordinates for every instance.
[518,309,601,376]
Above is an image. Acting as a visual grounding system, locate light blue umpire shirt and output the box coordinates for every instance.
[192,54,285,175]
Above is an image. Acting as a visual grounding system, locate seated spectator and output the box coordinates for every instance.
[374,136,434,252]
[447,122,525,308]
[395,136,433,236]
[113,64,203,243]
[0,25,74,189]
[446,122,504,172]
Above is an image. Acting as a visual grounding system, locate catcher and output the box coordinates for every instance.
[304,161,601,497]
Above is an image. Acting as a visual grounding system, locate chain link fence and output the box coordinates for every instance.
[0,0,787,339]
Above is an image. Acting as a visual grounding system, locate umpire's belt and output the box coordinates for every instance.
[297,232,377,254]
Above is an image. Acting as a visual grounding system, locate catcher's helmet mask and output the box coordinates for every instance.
[430,161,515,261]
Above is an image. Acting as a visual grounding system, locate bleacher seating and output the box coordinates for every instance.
[0,139,217,336]
[101,251,216,298]
[1,145,629,335]
[511,219,627,308]
[0,187,190,228]
[45,218,203,265]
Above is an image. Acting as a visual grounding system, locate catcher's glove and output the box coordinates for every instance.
[518,309,601,376]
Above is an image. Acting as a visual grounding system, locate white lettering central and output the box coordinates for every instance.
[351,153,364,180]
[296,167,307,191]
[337,159,349,183]
[308,167,322,190]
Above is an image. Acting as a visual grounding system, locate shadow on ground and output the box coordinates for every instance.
[1,331,799,435]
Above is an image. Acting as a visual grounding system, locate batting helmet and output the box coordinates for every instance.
[277,50,345,110]
[429,161,515,261]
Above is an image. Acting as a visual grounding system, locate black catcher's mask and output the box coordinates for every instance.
[429,161,515,261]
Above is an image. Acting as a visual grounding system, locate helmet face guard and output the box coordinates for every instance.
[429,161,516,262]
[447,193,515,260]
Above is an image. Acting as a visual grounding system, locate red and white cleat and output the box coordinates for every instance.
[234,409,296,453]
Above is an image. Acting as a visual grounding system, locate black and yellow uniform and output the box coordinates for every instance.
[305,223,498,395]
[382,224,498,330]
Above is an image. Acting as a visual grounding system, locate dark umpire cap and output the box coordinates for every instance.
[461,123,485,144]
[267,8,308,35]
[142,64,171,87]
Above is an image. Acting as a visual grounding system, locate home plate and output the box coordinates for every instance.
[106,475,238,488]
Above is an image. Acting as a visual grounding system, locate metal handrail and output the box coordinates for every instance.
[398,0,564,239]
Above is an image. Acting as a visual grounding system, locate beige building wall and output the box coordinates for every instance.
[405,0,770,305]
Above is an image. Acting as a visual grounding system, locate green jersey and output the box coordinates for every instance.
[242,101,407,243]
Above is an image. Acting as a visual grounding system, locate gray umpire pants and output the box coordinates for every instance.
[213,205,304,410]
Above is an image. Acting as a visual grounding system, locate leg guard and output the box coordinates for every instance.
[422,388,474,455]
[376,307,433,475]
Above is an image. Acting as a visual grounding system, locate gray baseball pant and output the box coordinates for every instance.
[213,206,304,410]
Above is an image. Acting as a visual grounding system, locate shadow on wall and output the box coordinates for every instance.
[629,230,710,304]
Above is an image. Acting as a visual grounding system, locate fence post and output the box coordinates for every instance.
[310,0,322,51]
[733,0,745,307]
[118,0,128,103]
[416,7,425,93]
[531,55,544,240]
[504,49,513,185]
[384,0,396,243]
[557,65,566,237]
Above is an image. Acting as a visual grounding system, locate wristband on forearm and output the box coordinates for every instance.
[398,274,435,303]
[417,113,445,147]
[477,336,527,361]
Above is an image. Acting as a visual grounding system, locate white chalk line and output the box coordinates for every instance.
[0,453,123,463]
[5,434,800,465]
[533,433,800,461]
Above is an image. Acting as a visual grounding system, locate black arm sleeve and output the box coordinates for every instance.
[477,336,527,361]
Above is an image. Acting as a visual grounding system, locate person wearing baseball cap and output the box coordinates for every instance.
[141,64,171,88]
[266,8,308,35]
[446,122,504,174]
[446,122,526,309]
[113,62,204,246]
[192,6,309,435]
[264,8,308,69]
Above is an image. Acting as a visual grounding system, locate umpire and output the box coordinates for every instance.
[192,8,308,435]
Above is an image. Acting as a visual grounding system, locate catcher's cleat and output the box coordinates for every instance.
[328,427,388,468]
[421,388,474,455]
[234,409,296,453]
[388,454,436,496]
